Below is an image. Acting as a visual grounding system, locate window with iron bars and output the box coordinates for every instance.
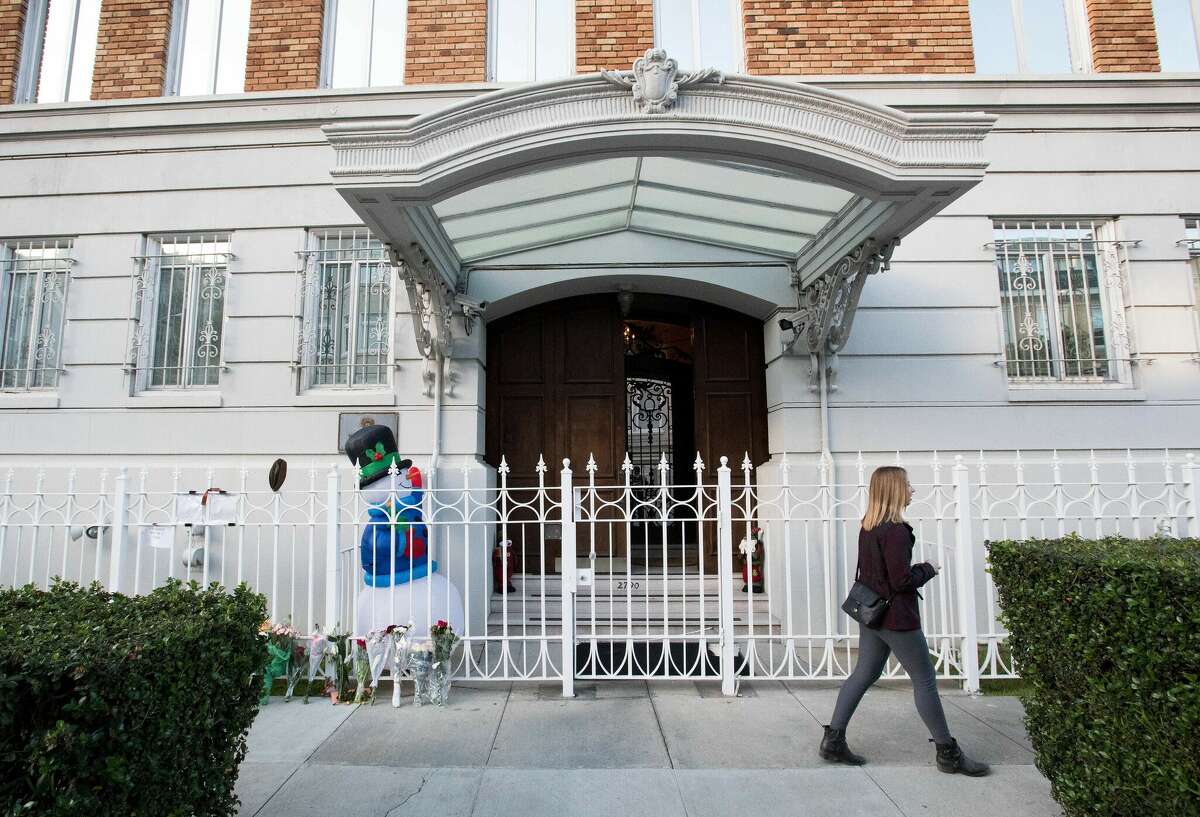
[0,239,72,390]
[128,234,231,391]
[294,230,393,390]
[993,220,1134,384]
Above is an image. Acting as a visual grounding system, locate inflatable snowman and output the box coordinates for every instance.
[344,425,465,640]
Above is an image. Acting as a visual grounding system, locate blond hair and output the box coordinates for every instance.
[861,466,909,530]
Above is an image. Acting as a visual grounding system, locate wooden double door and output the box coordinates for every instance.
[485,293,768,572]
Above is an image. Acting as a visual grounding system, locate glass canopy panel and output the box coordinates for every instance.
[455,211,628,260]
[435,158,638,217]
[639,157,855,214]
[628,210,801,256]
[441,185,633,240]
[432,154,854,261]
[633,185,827,238]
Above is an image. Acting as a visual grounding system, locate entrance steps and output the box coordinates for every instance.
[485,572,778,636]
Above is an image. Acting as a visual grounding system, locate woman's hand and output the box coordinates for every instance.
[928,562,941,575]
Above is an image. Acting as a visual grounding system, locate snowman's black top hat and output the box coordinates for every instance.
[344,425,411,488]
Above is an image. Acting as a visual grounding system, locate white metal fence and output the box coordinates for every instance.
[1,450,1197,696]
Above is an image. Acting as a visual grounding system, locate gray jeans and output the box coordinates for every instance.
[828,624,952,742]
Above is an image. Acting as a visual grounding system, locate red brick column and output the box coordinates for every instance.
[1085,0,1160,71]
[743,0,974,75]
[0,0,27,103]
[91,0,173,99]
[575,0,654,74]
[244,0,323,92]
[405,0,486,84]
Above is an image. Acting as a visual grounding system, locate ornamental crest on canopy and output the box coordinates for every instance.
[601,48,724,114]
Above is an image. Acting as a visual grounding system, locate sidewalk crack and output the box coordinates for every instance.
[862,767,911,817]
[384,771,433,817]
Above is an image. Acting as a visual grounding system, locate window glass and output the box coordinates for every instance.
[1152,0,1200,71]
[493,0,533,81]
[993,220,1122,383]
[968,0,1020,72]
[0,240,71,389]
[299,230,392,389]
[491,0,572,81]
[34,0,102,103]
[133,235,230,389]
[176,0,251,96]
[970,0,1080,73]
[328,0,406,88]
[654,0,740,71]
[1022,0,1073,73]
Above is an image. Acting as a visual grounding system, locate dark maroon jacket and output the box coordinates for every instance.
[856,521,937,631]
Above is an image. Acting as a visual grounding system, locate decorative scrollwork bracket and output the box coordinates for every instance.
[385,243,454,363]
[779,237,897,391]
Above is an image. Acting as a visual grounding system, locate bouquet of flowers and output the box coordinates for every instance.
[351,638,373,704]
[258,618,299,704]
[321,627,354,703]
[303,627,337,704]
[365,623,414,707]
[431,619,459,666]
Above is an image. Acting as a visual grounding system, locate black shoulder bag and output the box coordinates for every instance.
[840,526,895,629]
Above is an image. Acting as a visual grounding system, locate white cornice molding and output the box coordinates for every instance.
[323,72,996,188]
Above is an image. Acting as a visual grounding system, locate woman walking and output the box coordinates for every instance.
[820,466,989,776]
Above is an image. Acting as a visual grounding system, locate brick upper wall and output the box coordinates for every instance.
[0,0,27,103]
[405,0,486,84]
[91,0,173,99]
[245,0,323,92]
[575,0,654,74]
[1085,0,1160,71]
[743,0,975,74]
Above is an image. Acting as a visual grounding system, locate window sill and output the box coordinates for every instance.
[1007,387,1146,403]
[294,390,396,407]
[125,391,224,408]
[0,392,60,408]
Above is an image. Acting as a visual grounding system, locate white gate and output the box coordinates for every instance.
[1,450,1197,695]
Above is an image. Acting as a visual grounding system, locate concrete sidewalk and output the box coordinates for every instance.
[236,681,1060,817]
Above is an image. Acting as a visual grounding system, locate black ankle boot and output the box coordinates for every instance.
[820,725,866,765]
[933,737,990,776]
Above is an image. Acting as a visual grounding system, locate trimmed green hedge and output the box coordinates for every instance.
[988,536,1200,817]
[0,579,266,817]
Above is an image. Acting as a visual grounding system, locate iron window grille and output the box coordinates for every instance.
[652,0,744,73]
[164,0,251,96]
[14,0,102,104]
[319,0,408,88]
[1152,0,1200,71]
[127,234,232,391]
[487,0,575,82]
[0,239,73,390]
[293,229,394,391]
[990,220,1136,385]
[968,0,1092,74]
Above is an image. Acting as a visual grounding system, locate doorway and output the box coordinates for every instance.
[485,292,768,574]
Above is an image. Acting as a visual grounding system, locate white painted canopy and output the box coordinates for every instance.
[323,51,996,306]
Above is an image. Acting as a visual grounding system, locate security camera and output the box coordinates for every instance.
[455,296,489,314]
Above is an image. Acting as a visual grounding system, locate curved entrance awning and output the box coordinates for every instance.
[323,49,995,358]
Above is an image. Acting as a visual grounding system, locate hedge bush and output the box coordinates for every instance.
[988,536,1200,817]
[0,579,267,817]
